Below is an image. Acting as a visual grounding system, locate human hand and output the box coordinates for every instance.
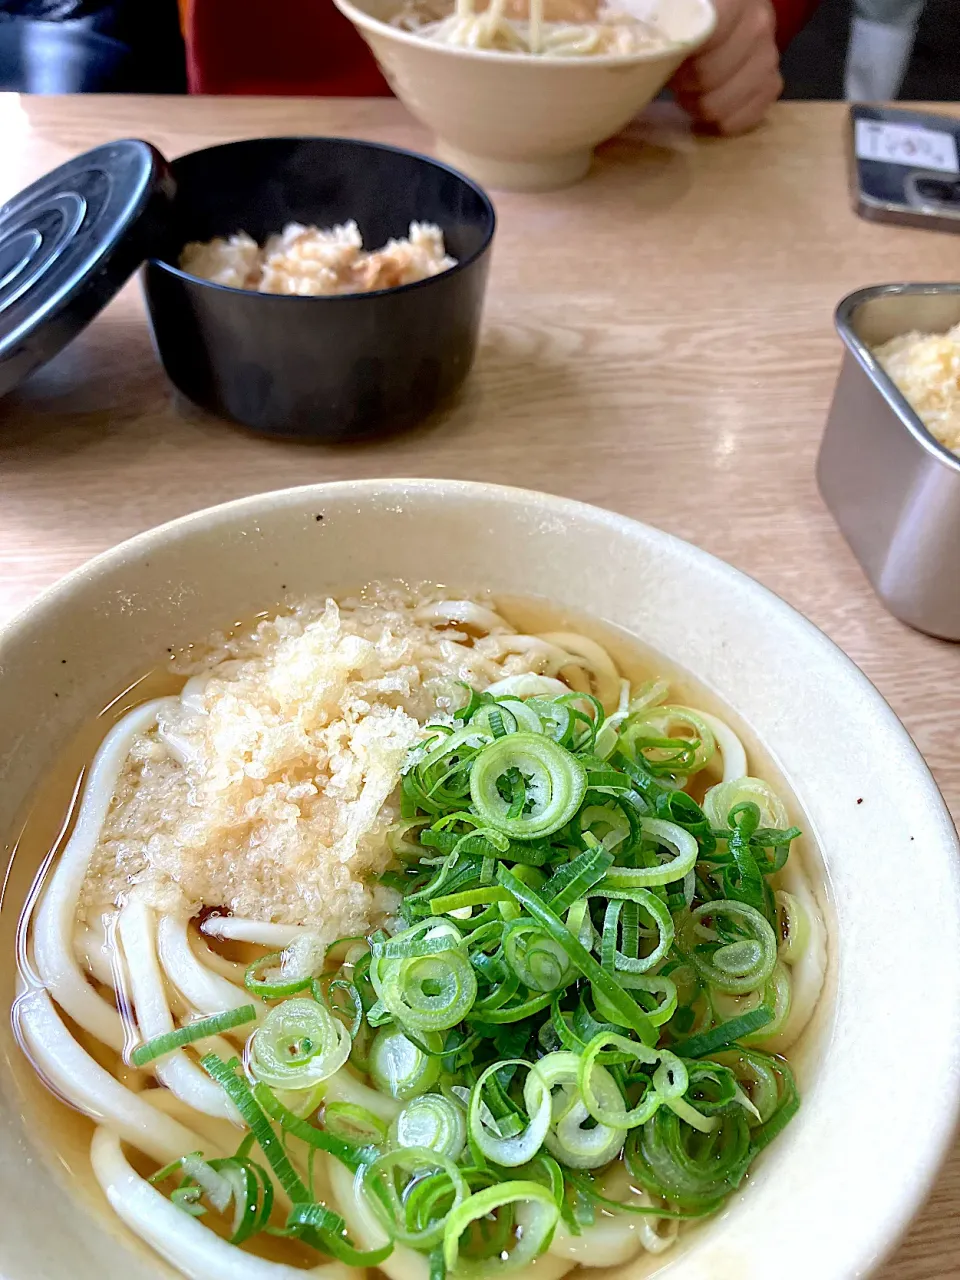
[670,0,784,136]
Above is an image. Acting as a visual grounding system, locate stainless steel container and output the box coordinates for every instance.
[817,283,960,640]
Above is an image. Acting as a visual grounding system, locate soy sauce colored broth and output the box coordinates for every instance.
[3,587,829,1280]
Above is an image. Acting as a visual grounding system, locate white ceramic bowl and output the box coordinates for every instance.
[332,0,715,190]
[1,479,959,1280]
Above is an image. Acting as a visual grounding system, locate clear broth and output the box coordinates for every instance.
[0,595,835,1280]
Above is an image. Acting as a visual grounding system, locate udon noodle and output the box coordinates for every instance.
[390,0,673,57]
[11,585,827,1280]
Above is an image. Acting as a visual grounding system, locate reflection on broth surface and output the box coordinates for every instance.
[5,586,828,1280]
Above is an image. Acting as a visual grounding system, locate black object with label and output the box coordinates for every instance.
[849,104,960,232]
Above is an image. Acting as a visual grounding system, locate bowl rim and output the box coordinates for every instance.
[2,477,960,1280]
[333,0,717,69]
[148,135,497,304]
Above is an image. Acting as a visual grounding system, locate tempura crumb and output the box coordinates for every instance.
[179,221,456,297]
[874,324,960,454]
[177,232,262,290]
[79,588,546,943]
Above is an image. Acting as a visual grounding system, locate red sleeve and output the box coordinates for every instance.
[770,0,823,48]
[184,0,822,97]
[185,0,390,95]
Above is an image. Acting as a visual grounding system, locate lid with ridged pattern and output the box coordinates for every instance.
[0,138,172,398]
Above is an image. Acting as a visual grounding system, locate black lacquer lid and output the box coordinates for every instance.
[0,139,172,397]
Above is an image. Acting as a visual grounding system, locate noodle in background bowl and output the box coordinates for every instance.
[332,0,715,191]
[0,478,959,1279]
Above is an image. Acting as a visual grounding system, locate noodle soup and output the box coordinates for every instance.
[389,0,674,57]
[6,586,828,1280]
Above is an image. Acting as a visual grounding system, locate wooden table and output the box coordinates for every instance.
[1,93,959,1278]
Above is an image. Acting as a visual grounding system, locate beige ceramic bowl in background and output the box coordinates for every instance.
[332,0,715,190]
[1,478,959,1279]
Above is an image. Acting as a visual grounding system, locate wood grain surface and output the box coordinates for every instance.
[1,92,959,1278]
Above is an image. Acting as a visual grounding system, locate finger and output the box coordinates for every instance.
[673,61,782,134]
[685,41,780,127]
[673,0,776,94]
[714,74,784,134]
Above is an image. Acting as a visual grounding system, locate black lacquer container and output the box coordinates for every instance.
[146,137,496,439]
[0,136,496,441]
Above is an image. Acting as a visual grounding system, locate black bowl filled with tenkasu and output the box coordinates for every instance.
[143,136,496,440]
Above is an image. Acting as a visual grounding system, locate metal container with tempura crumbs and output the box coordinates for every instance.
[817,283,960,640]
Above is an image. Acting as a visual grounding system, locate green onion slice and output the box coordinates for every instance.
[594,888,675,975]
[371,918,465,960]
[775,889,810,964]
[536,1051,627,1170]
[503,921,576,993]
[248,998,350,1090]
[131,1005,256,1067]
[745,1053,800,1152]
[712,1047,782,1124]
[374,927,478,1033]
[577,1033,674,1130]
[318,977,364,1039]
[255,1082,379,1172]
[177,1153,234,1212]
[169,1186,205,1217]
[711,961,792,1046]
[626,1106,751,1211]
[244,952,313,1000]
[323,1101,387,1147]
[579,803,632,852]
[430,887,513,915]
[672,1003,774,1059]
[592,972,677,1029]
[359,1146,468,1250]
[542,847,614,913]
[390,1094,467,1161]
[564,1169,712,1222]
[497,865,657,1046]
[152,1151,274,1244]
[443,1181,560,1277]
[620,706,716,776]
[285,1201,393,1266]
[603,819,698,889]
[468,1058,551,1167]
[200,1054,315,1201]
[704,776,788,831]
[212,1157,274,1243]
[369,1026,441,1100]
[470,733,587,841]
[678,900,779,995]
